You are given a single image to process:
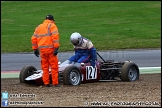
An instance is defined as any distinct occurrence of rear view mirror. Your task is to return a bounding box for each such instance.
[81,62,84,66]
[58,61,61,65]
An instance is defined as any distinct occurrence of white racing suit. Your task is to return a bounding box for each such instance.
[69,37,96,67]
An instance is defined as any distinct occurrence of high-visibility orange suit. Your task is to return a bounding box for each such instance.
[31,15,60,86]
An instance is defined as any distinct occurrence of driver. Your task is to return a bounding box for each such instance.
[68,32,97,68]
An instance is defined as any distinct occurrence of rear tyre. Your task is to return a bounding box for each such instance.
[121,62,139,81]
[63,66,82,85]
[19,65,37,83]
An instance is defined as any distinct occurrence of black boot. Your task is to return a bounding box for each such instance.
[44,84,52,87]
[52,84,62,87]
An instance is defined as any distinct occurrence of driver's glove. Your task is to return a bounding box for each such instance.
[53,47,59,56]
[90,59,96,68]
[34,49,39,57]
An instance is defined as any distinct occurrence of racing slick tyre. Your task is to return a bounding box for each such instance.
[19,65,37,83]
[121,61,139,82]
[63,66,82,86]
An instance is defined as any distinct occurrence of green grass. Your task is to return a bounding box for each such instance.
[1,1,161,52]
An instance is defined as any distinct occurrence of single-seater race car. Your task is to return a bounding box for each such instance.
[19,52,140,86]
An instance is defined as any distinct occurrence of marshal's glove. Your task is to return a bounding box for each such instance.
[53,48,59,56]
[34,49,39,57]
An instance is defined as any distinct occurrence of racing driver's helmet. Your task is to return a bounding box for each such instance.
[70,32,83,46]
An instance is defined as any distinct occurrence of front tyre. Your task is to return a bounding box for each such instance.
[63,66,82,86]
[19,65,37,83]
[121,62,139,81]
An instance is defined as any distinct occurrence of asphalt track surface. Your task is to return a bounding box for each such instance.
[1,49,161,78]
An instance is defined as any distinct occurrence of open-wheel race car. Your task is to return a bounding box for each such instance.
[19,52,140,86]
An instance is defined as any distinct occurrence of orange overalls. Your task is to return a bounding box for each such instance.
[31,20,60,85]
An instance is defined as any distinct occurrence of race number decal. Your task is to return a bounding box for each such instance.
[86,66,97,80]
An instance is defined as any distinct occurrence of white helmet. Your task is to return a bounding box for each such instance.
[70,32,83,46]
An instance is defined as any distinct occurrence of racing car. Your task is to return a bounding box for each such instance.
[19,52,140,86]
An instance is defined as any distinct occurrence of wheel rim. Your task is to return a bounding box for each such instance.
[128,66,137,81]
[69,69,80,85]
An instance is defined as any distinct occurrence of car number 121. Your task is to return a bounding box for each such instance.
[86,66,97,80]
